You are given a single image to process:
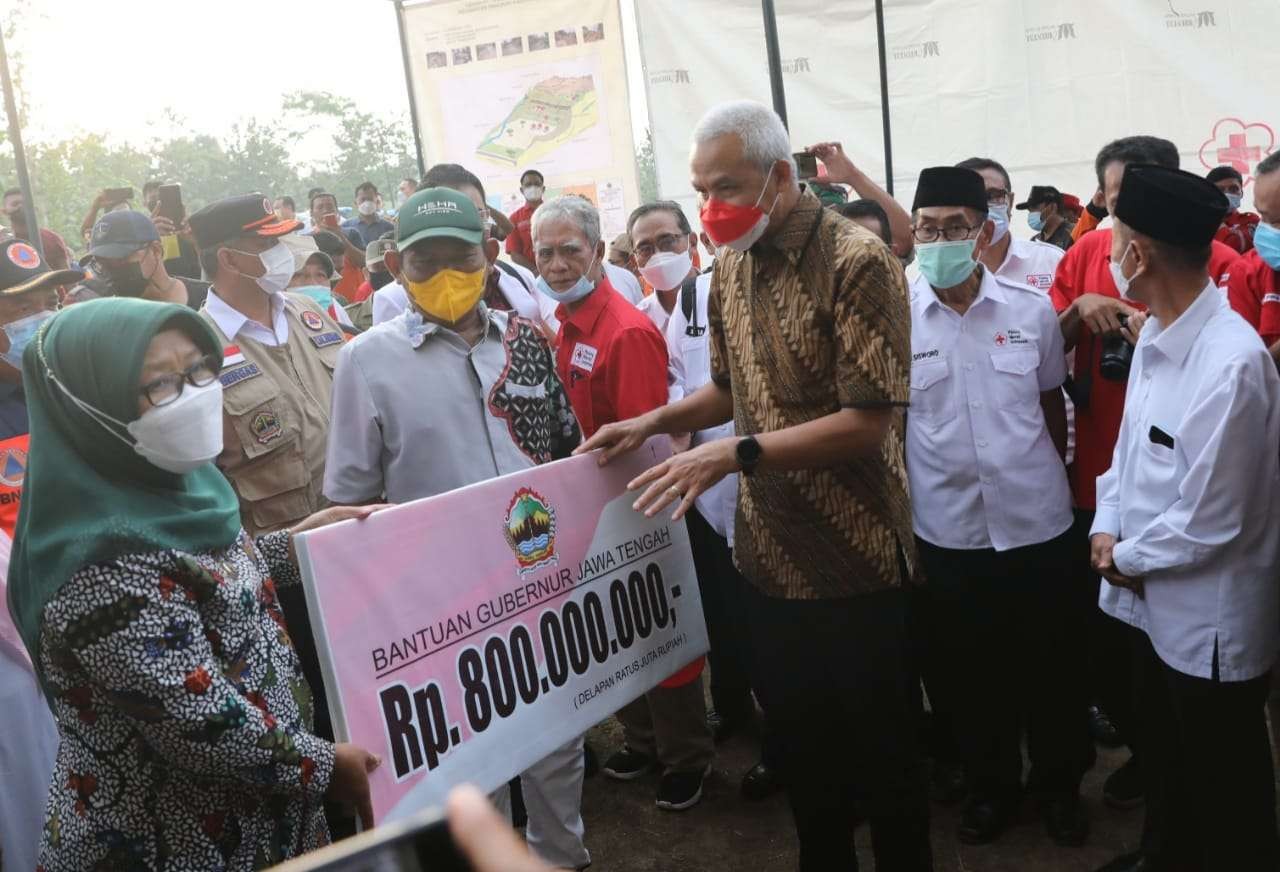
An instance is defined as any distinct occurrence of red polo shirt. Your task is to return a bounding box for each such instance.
[555,278,702,687]
[1215,211,1259,255]
[505,202,539,263]
[555,276,669,439]
[1050,228,1239,509]
[1227,247,1280,347]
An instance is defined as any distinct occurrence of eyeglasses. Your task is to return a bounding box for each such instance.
[912,224,982,243]
[139,354,219,407]
[633,233,686,260]
[986,188,1011,205]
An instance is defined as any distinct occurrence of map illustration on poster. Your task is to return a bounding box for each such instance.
[400,0,638,238]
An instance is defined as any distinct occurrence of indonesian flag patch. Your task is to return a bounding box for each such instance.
[223,345,245,367]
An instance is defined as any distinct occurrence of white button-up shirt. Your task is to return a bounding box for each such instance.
[1092,284,1280,681]
[666,272,738,546]
[994,237,1064,292]
[907,269,1072,551]
[636,291,674,335]
[204,288,289,346]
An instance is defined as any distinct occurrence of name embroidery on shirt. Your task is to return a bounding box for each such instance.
[912,349,940,361]
[1026,273,1052,290]
[219,362,262,388]
[1264,293,1280,305]
[570,342,598,373]
[309,331,343,348]
[1004,328,1029,345]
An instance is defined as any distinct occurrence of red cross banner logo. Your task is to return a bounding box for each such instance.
[995,333,1007,347]
[1198,118,1275,189]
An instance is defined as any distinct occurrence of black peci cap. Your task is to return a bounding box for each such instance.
[912,166,988,214]
[189,193,302,250]
[1115,164,1228,248]
[0,239,83,296]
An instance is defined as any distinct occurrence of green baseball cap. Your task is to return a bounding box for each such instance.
[396,187,484,252]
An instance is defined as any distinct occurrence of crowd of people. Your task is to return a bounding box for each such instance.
[0,95,1278,872]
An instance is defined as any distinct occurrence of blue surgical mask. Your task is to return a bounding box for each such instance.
[987,203,1010,243]
[1226,193,1243,212]
[535,255,598,304]
[1255,223,1280,270]
[1028,211,1047,232]
[1,309,54,369]
[293,284,334,310]
[916,240,978,289]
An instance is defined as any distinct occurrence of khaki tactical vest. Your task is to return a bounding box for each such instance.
[200,293,342,536]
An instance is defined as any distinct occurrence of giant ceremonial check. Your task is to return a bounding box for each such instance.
[295,437,707,823]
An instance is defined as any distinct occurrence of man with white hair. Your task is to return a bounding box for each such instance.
[532,194,716,811]
[578,100,931,868]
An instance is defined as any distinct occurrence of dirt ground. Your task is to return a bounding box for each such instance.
[577,712,1149,872]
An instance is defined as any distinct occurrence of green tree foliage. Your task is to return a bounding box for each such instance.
[0,90,417,255]
[636,128,658,203]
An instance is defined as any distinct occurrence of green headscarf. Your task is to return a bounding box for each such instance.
[6,297,243,676]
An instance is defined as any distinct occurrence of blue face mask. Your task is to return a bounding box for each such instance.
[1255,223,1280,270]
[535,255,598,304]
[916,240,979,289]
[1226,193,1243,212]
[1028,211,1047,232]
[987,203,1010,243]
[293,284,334,310]
[1,309,54,369]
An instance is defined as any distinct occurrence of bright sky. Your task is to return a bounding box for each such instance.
[11,0,649,157]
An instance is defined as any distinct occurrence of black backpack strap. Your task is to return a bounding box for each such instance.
[680,274,704,336]
[495,259,532,291]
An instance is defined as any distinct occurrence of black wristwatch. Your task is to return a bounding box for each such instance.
[735,436,762,476]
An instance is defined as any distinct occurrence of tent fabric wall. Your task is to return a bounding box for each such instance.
[636,0,1279,235]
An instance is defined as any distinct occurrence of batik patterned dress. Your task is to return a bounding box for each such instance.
[34,529,335,871]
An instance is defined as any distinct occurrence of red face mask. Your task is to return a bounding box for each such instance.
[698,165,778,252]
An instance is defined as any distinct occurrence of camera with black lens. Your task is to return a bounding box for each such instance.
[1099,313,1133,382]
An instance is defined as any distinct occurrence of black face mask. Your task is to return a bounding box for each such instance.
[104,260,150,297]
[370,269,395,291]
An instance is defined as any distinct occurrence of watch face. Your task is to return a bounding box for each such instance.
[737,437,761,465]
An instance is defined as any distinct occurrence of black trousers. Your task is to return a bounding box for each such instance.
[915,529,1092,801]
[1133,632,1279,870]
[745,583,932,871]
[686,507,782,768]
[1070,508,1141,755]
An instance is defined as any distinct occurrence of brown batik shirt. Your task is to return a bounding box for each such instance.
[708,191,916,600]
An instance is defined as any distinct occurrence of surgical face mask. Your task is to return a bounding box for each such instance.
[522,185,544,202]
[1,309,54,369]
[699,164,780,253]
[293,284,334,311]
[1109,242,1140,299]
[638,249,692,292]
[1255,223,1280,270]
[232,241,294,296]
[404,267,487,324]
[357,200,378,217]
[1225,193,1243,212]
[1028,210,1047,232]
[53,375,225,474]
[987,203,1010,243]
[535,255,598,304]
[916,240,978,289]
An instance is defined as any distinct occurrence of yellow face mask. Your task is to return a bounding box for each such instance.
[404,267,487,324]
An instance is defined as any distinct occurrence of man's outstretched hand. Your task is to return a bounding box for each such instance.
[573,413,657,466]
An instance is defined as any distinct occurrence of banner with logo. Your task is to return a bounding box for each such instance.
[636,0,1279,235]
[399,0,640,238]
[296,437,707,823]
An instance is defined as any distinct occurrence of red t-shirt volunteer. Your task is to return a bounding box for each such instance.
[554,276,703,686]
[1227,248,1280,348]
[1050,228,1238,509]
[505,202,539,264]
[1215,211,1259,255]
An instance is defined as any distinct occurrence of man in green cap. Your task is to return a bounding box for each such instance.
[323,187,588,869]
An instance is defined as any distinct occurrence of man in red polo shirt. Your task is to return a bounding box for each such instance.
[506,169,545,276]
[532,194,715,811]
[1051,136,1240,811]
[1228,152,1280,356]
[1207,165,1260,254]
